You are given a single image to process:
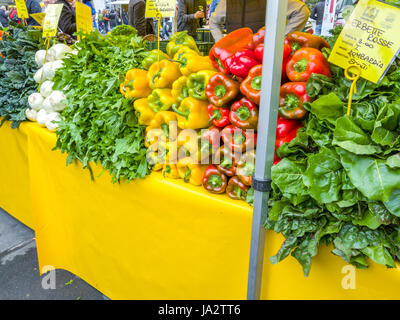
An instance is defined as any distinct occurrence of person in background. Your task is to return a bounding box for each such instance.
[121,7,129,24]
[98,9,105,33]
[208,0,219,18]
[310,0,325,35]
[104,9,111,33]
[0,6,8,28]
[109,9,118,30]
[116,7,122,25]
[9,7,21,24]
[128,0,154,37]
[209,0,225,42]
[26,0,43,26]
[83,0,97,30]
[56,0,76,37]
[161,17,173,40]
[177,0,207,38]
[226,0,309,36]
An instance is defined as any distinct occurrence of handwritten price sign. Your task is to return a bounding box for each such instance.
[145,0,176,18]
[329,0,400,83]
[42,4,63,39]
[14,0,29,19]
[76,2,93,38]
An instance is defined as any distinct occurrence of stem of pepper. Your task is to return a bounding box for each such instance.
[161,123,169,137]
[183,168,191,183]
[293,58,308,73]
[236,106,250,121]
[172,104,190,119]
[221,157,233,169]
[208,174,222,188]
[251,76,262,91]
[214,85,226,98]
[291,41,301,53]
[284,93,300,110]
[209,109,222,123]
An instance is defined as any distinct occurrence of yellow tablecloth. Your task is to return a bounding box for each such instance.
[1,120,400,299]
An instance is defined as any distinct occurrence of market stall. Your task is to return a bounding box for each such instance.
[1,0,400,300]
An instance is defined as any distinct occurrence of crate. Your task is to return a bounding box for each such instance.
[196,28,214,43]
[145,40,169,53]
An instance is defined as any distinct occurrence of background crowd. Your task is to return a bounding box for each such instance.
[0,0,322,41]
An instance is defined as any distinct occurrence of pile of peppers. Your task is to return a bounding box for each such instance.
[119,28,332,205]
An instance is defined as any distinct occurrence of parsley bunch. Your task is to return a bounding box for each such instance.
[53,27,151,182]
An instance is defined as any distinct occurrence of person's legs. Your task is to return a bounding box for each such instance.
[315,24,322,35]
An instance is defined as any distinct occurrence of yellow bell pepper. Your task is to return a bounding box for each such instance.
[162,163,180,179]
[146,142,166,172]
[171,76,189,103]
[145,111,178,147]
[133,98,156,126]
[174,51,217,76]
[172,97,210,129]
[177,157,207,186]
[148,60,182,89]
[120,69,152,99]
[173,46,199,61]
[147,88,178,113]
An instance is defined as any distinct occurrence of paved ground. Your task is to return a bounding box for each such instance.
[0,208,109,300]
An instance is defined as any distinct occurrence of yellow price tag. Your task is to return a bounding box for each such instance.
[145,0,176,18]
[75,2,93,38]
[329,0,400,84]
[42,4,63,39]
[14,0,29,19]
[30,13,46,26]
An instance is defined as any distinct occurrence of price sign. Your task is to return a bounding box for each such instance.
[145,0,176,18]
[42,3,63,39]
[329,0,400,83]
[14,0,29,19]
[30,12,46,26]
[75,2,93,38]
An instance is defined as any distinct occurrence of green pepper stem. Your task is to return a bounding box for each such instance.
[236,106,250,121]
[172,104,190,119]
[209,109,222,123]
[251,76,262,91]
[293,58,308,73]
[214,85,226,98]
[208,174,222,188]
[183,168,191,183]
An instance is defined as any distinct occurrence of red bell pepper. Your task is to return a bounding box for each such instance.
[286,47,331,82]
[274,115,303,165]
[215,145,241,177]
[209,28,254,74]
[247,27,265,50]
[281,41,292,83]
[226,176,250,200]
[207,104,230,127]
[202,165,228,194]
[205,72,240,107]
[286,31,330,52]
[240,64,262,105]
[221,125,257,152]
[254,43,264,63]
[229,98,259,130]
[200,125,222,156]
[278,82,311,120]
[225,49,259,79]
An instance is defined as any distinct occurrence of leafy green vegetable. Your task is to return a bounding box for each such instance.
[266,22,400,276]
[53,30,151,183]
[0,23,43,127]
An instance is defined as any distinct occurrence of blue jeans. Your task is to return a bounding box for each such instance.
[315,24,322,35]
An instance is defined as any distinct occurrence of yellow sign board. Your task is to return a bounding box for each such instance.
[42,4,63,39]
[329,0,400,83]
[30,12,46,26]
[75,2,93,38]
[14,0,29,19]
[145,0,176,18]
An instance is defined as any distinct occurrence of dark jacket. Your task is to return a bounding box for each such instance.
[56,0,76,37]
[26,0,42,26]
[226,0,266,33]
[128,0,154,37]
[0,9,8,27]
[177,0,207,38]
[310,1,325,25]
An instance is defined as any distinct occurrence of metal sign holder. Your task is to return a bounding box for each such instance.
[247,0,288,300]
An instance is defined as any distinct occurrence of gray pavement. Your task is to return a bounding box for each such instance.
[0,208,109,300]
